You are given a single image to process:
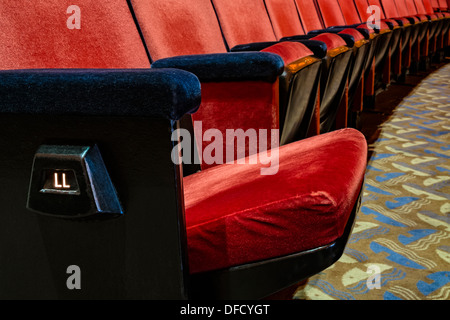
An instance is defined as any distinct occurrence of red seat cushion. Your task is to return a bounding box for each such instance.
[261,42,314,64]
[184,128,367,274]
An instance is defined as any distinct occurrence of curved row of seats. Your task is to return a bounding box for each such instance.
[0,0,447,299]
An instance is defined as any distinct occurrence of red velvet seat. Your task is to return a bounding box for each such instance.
[0,0,369,299]
[209,0,353,134]
[306,0,393,104]
[131,0,324,146]
[185,128,367,274]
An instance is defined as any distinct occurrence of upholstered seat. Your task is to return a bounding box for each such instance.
[185,128,367,274]
[131,0,324,146]
[264,0,371,128]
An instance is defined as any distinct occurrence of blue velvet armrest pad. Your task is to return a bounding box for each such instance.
[0,69,201,121]
[151,52,284,83]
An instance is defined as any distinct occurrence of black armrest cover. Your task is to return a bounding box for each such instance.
[0,69,201,120]
[152,52,284,83]
[230,42,280,52]
[309,27,371,40]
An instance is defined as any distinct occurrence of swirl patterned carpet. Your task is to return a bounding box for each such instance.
[293,63,450,300]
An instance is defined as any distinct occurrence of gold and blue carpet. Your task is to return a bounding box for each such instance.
[294,63,450,300]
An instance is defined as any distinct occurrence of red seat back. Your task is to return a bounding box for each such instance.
[395,0,412,17]
[211,0,278,48]
[129,0,228,61]
[414,0,428,14]
[336,0,365,24]
[405,0,420,14]
[294,0,327,32]
[439,0,448,10]
[264,0,306,39]
[423,0,437,13]
[431,0,440,9]
[0,1,150,70]
[367,0,389,19]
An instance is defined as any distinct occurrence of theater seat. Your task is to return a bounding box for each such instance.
[187,128,367,298]
[130,0,323,145]
[264,0,371,127]
[422,0,450,58]
[0,0,368,300]
[395,0,432,70]
[354,0,405,81]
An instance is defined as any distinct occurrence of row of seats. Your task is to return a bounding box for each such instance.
[0,0,447,299]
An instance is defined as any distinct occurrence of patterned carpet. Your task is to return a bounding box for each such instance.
[294,63,450,300]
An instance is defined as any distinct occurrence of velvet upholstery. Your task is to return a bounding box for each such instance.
[185,128,368,274]
[0,69,201,120]
[2,0,370,296]
[151,52,285,83]
[0,1,149,69]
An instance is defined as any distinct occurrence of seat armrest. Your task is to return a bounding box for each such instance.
[0,69,201,120]
[152,52,284,83]
[310,27,371,40]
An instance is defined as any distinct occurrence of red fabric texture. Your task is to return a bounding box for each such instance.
[184,128,368,274]
[261,42,314,64]
[381,0,402,18]
[311,33,348,49]
[337,0,364,24]
[0,1,150,69]
[396,0,414,16]
[264,0,306,39]
[357,24,377,34]
[130,0,228,60]
[192,81,279,170]
[316,0,348,27]
[405,0,420,14]
[359,0,387,19]
[211,0,278,48]
[295,0,326,32]
[415,0,430,14]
